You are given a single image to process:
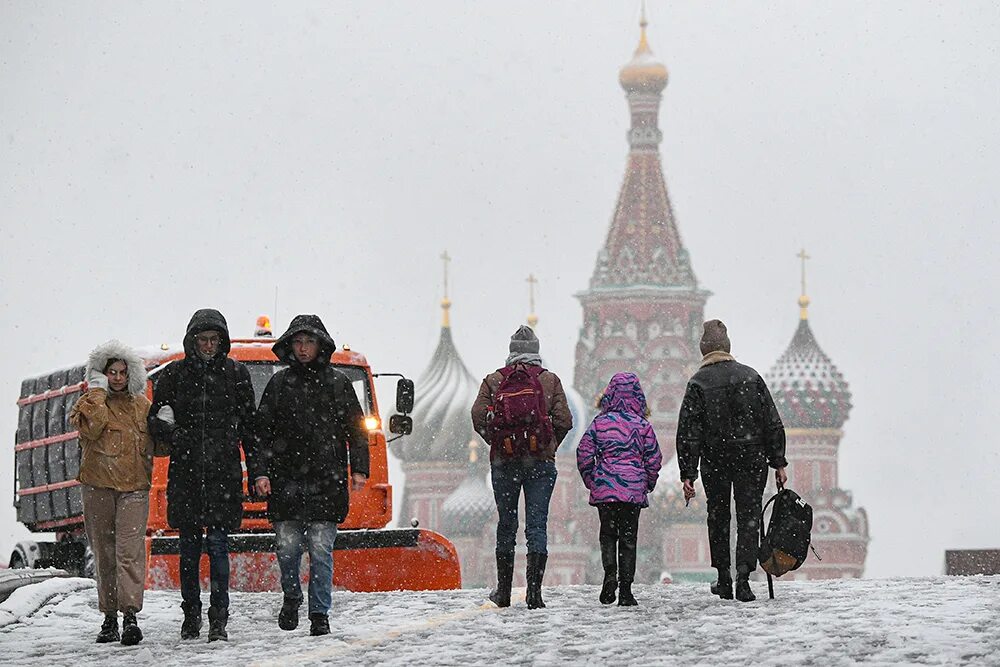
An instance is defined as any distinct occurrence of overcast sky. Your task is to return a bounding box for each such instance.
[2,1,998,577]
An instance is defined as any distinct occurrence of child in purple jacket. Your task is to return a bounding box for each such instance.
[577,372,663,606]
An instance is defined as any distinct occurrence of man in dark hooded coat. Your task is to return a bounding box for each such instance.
[246,314,369,637]
[148,308,256,641]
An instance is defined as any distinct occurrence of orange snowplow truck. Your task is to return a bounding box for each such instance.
[11,333,462,592]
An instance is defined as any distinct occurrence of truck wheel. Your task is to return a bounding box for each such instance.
[82,545,96,579]
[8,551,25,569]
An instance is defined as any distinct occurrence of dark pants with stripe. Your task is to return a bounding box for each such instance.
[597,502,641,584]
[701,445,768,574]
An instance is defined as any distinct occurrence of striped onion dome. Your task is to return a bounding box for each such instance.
[441,442,494,537]
[766,318,852,429]
[391,326,481,463]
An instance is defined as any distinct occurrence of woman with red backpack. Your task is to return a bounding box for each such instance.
[471,326,573,610]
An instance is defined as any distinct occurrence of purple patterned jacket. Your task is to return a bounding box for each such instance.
[577,372,663,508]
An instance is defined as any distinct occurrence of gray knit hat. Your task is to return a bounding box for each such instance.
[700,319,731,355]
[509,325,540,355]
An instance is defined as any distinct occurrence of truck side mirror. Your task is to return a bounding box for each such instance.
[389,414,413,435]
[396,378,415,414]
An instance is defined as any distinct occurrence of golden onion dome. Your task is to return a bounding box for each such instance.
[619,16,668,92]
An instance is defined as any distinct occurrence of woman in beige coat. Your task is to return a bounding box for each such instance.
[69,340,153,646]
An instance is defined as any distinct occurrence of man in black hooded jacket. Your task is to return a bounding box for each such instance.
[148,308,256,641]
[246,314,369,637]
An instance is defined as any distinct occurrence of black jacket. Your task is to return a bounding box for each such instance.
[676,355,787,482]
[247,315,370,523]
[148,309,256,531]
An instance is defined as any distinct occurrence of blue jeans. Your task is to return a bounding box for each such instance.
[274,521,338,616]
[178,526,230,609]
[491,459,557,557]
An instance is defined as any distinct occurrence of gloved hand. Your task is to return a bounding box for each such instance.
[86,369,109,391]
[156,405,176,425]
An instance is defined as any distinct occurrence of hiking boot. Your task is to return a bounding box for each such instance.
[525,552,547,610]
[711,568,734,599]
[207,606,228,642]
[489,552,514,608]
[309,613,330,636]
[96,613,119,643]
[278,596,301,631]
[617,582,638,607]
[599,572,617,605]
[180,601,202,640]
[735,578,756,602]
[120,611,143,646]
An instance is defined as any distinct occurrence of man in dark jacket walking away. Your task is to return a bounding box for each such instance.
[148,309,256,640]
[676,320,788,602]
[247,315,369,637]
[471,326,573,610]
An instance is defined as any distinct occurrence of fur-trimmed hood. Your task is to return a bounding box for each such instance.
[86,339,148,396]
[272,314,336,366]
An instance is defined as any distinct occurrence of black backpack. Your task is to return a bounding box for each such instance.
[759,488,819,598]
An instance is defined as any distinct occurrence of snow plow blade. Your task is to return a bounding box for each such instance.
[146,528,461,593]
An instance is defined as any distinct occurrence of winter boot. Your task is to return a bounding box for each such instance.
[599,571,618,605]
[309,613,330,636]
[489,552,515,608]
[617,582,638,607]
[120,610,143,646]
[525,552,547,610]
[711,568,734,600]
[207,606,229,641]
[617,532,638,606]
[599,538,617,605]
[180,601,202,640]
[278,596,302,631]
[735,569,756,603]
[96,612,119,643]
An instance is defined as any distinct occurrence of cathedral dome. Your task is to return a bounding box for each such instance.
[441,442,494,537]
[619,20,668,93]
[557,383,594,458]
[391,325,481,463]
[766,318,852,430]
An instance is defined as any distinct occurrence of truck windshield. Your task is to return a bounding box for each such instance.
[245,362,373,415]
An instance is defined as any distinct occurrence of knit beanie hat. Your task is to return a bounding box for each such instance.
[700,319,731,355]
[509,325,540,355]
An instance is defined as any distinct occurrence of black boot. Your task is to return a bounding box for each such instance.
[309,613,330,636]
[617,582,638,606]
[180,601,202,640]
[278,596,301,631]
[525,552,547,610]
[96,612,119,643]
[599,538,617,605]
[735,568,756,602]
[617,530,638,606]
[711,568,734,600]
[120,611,143,646]
[489,552,515,608]
[207,606,228,641]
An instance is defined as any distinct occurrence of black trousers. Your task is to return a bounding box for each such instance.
[597,503,641,584]
[701,446,768,574]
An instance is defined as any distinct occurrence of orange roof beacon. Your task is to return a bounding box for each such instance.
[11,323,462,593]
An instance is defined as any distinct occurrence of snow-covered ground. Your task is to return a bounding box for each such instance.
[0,576,997,665]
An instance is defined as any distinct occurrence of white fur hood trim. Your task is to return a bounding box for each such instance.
[86,339,148,396]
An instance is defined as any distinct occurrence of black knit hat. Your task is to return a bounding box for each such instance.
[700,319,732,355]
[509,325,540,355]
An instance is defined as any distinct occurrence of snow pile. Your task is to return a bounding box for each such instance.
[0,576,93,629]
[0,577,997,665]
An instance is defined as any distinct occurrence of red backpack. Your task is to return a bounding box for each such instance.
[487,365,554,459]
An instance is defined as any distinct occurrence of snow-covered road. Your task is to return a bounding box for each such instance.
[1,576,997,665]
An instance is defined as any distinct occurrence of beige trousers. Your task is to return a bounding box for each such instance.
[81,484,149,613]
